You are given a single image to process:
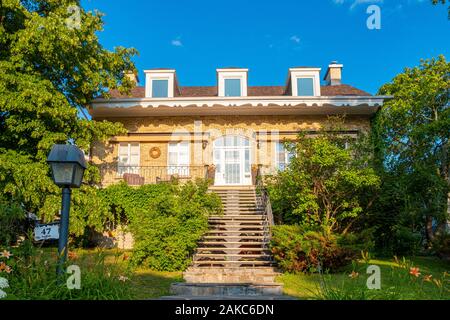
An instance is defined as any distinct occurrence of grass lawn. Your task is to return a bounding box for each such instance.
[278,256,450,300]
[41,247,183,299]
[32,248,449,300]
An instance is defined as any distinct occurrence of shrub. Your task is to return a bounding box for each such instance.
[265,118,380,233]
[432,233,450,260]
[270,225,357,273]
[0,196,25,246]
[102,180,222,271]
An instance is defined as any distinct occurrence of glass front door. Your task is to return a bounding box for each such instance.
[213,136,252,186]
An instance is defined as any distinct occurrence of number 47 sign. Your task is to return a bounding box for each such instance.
[34,223,60,241]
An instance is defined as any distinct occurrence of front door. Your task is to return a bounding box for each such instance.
[213,136,251,186]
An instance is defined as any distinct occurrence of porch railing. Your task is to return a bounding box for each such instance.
[97,165,209,187]
[256,165,275,243]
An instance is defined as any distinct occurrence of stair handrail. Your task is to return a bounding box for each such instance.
[256,165,274,245]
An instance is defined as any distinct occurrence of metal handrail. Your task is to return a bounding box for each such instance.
[256,165,274,244]
[97,164,208,186]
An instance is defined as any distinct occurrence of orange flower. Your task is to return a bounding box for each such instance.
[423,274,433,282]
[0,250,12,259]
[0,262,5,272]
[68,251,78,260]
[122,253,129,261]
[348,271,359,279]
[409,267,421,277]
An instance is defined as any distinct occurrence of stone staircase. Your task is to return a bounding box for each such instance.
[170,186,283,298]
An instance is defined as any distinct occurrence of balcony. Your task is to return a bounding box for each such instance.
[98,165,211,187]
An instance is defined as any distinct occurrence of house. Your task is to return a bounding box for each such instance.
[89,62,388,187]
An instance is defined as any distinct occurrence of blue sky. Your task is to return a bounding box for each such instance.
[81,0,449,94]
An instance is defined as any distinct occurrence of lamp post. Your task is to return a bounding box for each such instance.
[47,144,87,277]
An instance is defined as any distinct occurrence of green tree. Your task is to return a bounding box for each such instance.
[374,55,450,243]
[431,0,450,19]
[0,0,136,236]
[266,118,380,235]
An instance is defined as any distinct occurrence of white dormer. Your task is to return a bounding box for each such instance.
[217,68,248,97]
[144,69,176,98]
[289,67,321,97]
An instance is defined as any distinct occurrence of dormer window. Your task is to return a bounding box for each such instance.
[144,69,176,98]
[152,79,169,98]
[224,79,241,97]
[217,68,248,97]
[289,68,321,97]
[297,78,314,96]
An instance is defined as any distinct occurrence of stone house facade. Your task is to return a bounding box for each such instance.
[89,63,388,187]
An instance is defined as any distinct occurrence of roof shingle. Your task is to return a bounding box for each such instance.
[106,84,370,99]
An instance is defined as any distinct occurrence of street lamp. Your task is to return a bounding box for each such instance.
[47,144,87,277]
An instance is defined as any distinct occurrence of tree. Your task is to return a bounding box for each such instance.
[431,0,450,19]
[0,0,136,237]
[374,55,450,243]
[266,118,380,235]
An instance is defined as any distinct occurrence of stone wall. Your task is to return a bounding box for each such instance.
[91,115,372,186]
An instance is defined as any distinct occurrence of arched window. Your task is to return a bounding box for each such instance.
[213,135,250,148]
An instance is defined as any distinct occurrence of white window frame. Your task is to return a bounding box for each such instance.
[289,68,321,97]
[117,143,140,176]
[167,142,190,176]
[217,69,248,97]
[144,70,176,98]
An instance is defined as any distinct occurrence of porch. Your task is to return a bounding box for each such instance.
[97,164,271,187]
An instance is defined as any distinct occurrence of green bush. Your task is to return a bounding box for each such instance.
[0,196,25,246]
[101,180,222,271]
[432,233,450,260]
[270,225,357,273]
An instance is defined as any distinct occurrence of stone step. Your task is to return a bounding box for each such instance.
[170,283,282,296]
[185,266,279,273]
[203,235,266,240]
[209,221,266,224]
[198,241,267,245]
[219,212,264,216]
[183,274,279,284]
[194,253,271,258]
[192,261,276,267]
[210,225,266,232]
[208,224,265,231]
[206,231,269,237]
[209,215,265,219]
[196,247,270,253]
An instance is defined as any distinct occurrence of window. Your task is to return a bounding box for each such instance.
[275,142,294,171]
[224,79,241,97]
[297,78,314,96]
[152,79,169,98]
[168,142,190,175]
[118,143,139,175]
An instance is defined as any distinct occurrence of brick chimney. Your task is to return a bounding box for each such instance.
[324,61,343,86]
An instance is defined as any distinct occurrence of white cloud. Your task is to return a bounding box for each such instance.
[171,39,183,47]
[350,0,383,10]
[332,0,384,10]
[290,35,301,44]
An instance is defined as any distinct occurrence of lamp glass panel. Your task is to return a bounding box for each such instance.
[51,163,75,185]
[72,164,85,187]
